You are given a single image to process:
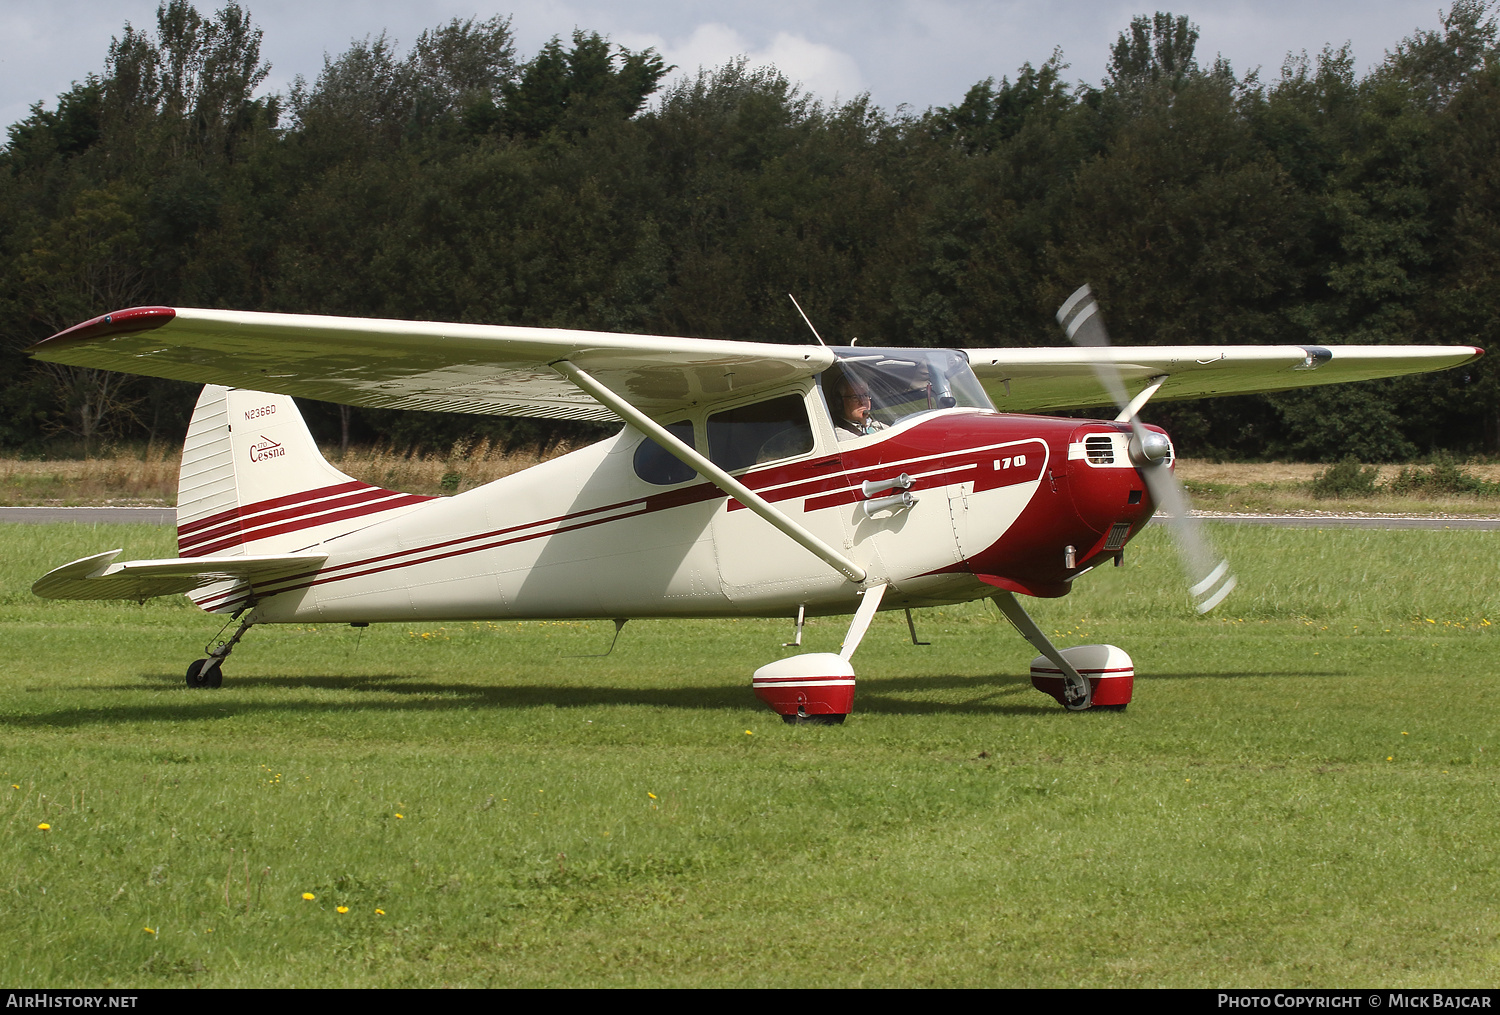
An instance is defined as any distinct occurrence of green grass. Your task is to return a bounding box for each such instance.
[2,522,1498,987]
[1182,478,1500,516]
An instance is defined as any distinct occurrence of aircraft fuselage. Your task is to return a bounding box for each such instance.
[229,408,1160,625]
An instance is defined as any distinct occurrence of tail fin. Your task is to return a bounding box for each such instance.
[176,386,434,557]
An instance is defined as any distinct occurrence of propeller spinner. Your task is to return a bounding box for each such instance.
[1056,285,1236,614]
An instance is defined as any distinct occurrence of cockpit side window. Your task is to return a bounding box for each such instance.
[633,420,697,486]
[707,394,814,473]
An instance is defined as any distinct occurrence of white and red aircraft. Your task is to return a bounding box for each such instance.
[26,288,1483,720]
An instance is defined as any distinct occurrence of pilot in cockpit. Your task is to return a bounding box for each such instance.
[829,367,888,440]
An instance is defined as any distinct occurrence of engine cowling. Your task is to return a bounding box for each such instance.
[962,418,1165,596]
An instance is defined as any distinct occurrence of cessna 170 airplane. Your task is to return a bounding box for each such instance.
[26,288,1483,720]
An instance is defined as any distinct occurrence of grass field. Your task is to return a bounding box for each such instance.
[2,521,1498,987]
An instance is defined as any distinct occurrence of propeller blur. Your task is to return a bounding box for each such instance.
[1056,284,1236,614]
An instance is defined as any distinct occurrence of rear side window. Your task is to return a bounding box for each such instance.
[633,420,697,485]
[707,395,814,473]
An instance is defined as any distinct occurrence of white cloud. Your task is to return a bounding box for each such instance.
[760,30,864,100]
[627,22,864,103]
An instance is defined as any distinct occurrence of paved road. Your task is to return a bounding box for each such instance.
[0,506,176,525]
[4,505,1498,530]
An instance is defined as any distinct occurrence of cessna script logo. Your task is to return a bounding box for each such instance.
[248,436,285,462]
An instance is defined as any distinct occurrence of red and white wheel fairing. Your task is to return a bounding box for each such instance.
[1030,644,1134,709]
[752,653,856,718]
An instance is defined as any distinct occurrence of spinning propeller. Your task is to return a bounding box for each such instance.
[1055,285,1236,614]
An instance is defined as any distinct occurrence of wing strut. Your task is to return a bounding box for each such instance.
[550,360,867,583]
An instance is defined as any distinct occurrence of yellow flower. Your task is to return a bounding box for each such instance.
[375,909,385,916]
[37,823,50,831]
[744,730,754,736]
[302,892,316,900]
[336,906,348,914]
[647,792,657,800]
[394,813,403,819]
[1387,757,1393,761]
[143,927,155,935]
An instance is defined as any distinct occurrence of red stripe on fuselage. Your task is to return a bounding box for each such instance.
[179,480,371,538]
[216,414,1074,610]
[181,487,406,550]
[190,489,714,609]
[185,493,433,557]
[178,481,436,556]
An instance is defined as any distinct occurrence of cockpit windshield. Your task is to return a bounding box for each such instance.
[820,348,993,433]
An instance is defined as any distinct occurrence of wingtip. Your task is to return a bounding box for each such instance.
[28,307,176,354]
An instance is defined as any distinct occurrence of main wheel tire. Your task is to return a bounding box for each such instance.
[201,660,223,689]
[186,659,209,688]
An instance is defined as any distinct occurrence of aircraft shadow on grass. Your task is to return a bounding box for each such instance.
[13,666,1347,728]
[1135,670,1348,681]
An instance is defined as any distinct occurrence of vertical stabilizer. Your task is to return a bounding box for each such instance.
[176,386,434,557]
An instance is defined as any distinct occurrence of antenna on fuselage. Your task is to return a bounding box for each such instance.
[787,294,828,347]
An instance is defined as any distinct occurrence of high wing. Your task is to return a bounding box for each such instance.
[26,307,835,422]
[33,549,327,602]
[27,307,1482,420]
[969,344,1484,413]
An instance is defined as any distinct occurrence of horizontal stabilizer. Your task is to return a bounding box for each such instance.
[32,549,326,602]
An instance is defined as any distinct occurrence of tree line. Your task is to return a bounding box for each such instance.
[2,1,1497,461]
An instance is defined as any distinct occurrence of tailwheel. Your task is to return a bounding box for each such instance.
[188,614,254,689]
[185,658,224,689]
[186,659,209,688]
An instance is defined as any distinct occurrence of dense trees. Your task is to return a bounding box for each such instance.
[2,1,1497,460]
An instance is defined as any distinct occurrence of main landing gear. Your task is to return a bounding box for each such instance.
[185,614,255,689]
[993,590,1135,711]
[751,587,1135,720]
[753,584,887,724]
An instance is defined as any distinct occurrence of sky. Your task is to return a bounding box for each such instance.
[0,0,1470,129]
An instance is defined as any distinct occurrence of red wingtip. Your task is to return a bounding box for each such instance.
[29,306,176,351]
[1473,347,1486,358]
